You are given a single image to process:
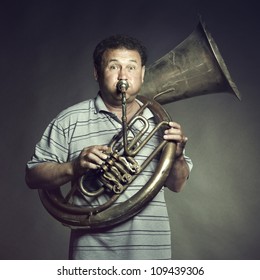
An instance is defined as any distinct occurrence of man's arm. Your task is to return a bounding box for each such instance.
[25,145,109,190]
[163,121,191,192]
[164,155,190,192]
[25,161,74,190]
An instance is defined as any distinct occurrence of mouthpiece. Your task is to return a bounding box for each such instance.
[116,80,129,93]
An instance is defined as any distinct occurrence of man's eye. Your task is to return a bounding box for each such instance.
[109,65,118,70]
[128,65,136,71]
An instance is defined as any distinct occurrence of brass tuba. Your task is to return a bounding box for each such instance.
[38,20,241,229]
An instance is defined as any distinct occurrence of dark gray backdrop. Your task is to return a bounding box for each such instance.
[1,0,259,259]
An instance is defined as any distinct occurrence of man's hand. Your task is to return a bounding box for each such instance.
[163,121,188,158]
[72,145,109,178]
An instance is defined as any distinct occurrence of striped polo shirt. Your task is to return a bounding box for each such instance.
[27,93,192,260]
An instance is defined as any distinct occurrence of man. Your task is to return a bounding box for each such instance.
[26,34,193,259]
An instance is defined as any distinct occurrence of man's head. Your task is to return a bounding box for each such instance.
[93,34,147,77]
[93,35,147,106]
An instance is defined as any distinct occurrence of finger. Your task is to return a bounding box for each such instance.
[164,127,182,140]
[164,122,181,135]
[164,127,180,135]
[96,145,109,152]
[180,136,188,148]
[83,151,106,166]
[183,136,188,144]
[92,147,109,160]
[175,136,188,157]
[82,161,100,170]
[83,145,109,160]
[168,121,181,128]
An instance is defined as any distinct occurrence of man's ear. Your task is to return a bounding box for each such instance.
[94,67,98,81]
[141,65,145,83]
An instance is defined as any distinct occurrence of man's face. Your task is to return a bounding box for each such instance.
[95,48,145,106]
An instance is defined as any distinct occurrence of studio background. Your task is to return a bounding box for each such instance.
[1,0,259,259]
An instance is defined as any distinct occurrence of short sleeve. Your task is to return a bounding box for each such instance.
[27,119,69,169]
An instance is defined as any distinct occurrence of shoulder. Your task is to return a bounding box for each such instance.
[56,98,96,120]
[46,97,97,130]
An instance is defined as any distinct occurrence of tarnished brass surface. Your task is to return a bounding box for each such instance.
[140,20,241,103]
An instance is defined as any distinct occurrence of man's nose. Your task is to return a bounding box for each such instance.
[118,67,128,80]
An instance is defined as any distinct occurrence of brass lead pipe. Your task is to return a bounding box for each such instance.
[121,91,128,155]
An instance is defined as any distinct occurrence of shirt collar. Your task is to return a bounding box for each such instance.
[94,92,109,114]
[94,92,154,120]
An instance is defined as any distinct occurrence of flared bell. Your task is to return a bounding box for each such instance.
[140,20,241,104]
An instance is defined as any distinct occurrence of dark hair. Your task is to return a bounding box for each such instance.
[93,34,147,75]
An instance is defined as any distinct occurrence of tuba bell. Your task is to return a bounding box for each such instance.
[140,20,241,103]
[38,20,241,229]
